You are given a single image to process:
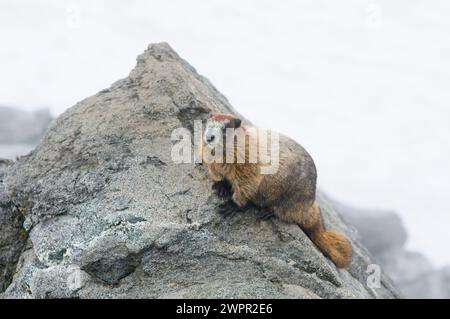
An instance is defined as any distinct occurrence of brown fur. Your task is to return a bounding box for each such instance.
[202,113,353,268]
[210,113,242,128]
[302,203,352,268]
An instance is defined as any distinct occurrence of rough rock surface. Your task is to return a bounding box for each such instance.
[0,43,400,299]
[0,160,28,292]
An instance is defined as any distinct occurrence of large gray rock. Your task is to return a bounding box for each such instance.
[0,43,400,299]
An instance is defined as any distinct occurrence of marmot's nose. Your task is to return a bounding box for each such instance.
[206,134,215,142]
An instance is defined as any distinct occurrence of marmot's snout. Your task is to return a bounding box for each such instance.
[205,133,215,143]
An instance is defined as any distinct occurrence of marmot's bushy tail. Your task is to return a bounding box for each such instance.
[304,203,352,268]
[310,228,352,268]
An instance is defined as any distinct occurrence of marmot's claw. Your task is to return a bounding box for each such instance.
[212,180,232,199]
[257,207,275,220]
[218,201,242,217]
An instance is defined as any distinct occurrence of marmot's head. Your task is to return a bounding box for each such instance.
[204,113,242,147]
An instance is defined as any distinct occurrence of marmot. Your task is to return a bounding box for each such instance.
[201,113,352,268]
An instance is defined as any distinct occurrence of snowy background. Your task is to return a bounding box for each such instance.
[1,0,449,268]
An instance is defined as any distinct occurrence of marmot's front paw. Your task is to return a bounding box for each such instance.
[217,200,242,217]
[257,207,275,220]
[212,180,232,199]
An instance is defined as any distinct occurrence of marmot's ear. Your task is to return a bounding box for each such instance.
[233,118,242,128]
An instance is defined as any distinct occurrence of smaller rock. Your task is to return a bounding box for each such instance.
[80,243,140,285]
[30,265,90,298]
[334,196,450,298]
